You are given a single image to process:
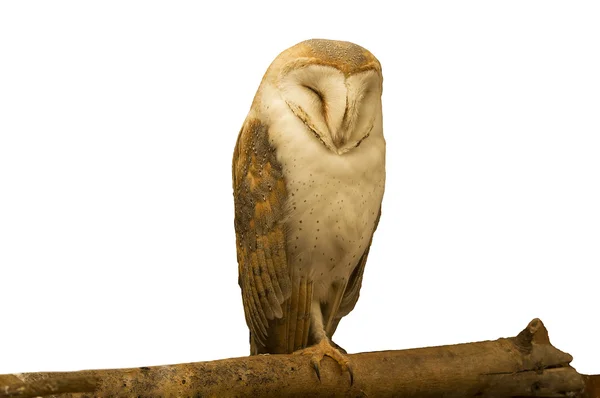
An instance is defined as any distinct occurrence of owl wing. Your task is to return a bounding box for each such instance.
[325,208,381,338]
[232,118,292,353]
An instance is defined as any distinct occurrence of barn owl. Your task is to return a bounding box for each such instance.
[232,39,385,382]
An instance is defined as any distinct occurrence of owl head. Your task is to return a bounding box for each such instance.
[258,39,383,155]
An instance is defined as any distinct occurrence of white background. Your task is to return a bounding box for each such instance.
[1,1,598,376]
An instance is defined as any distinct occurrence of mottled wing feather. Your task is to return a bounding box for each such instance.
[325,208,382,337]
[289,275,313,352]
[232,118,292,352]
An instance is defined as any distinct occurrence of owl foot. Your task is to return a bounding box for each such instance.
[294,338,354,385]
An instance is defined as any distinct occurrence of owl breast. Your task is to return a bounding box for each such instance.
[267,99,385,304]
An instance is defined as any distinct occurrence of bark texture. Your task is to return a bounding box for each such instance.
[1,319,598,397]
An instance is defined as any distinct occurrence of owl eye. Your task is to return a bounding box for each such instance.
[303,85,324,102]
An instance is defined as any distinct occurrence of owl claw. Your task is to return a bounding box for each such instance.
[311,360,321,381]
[294,338,353,384]
[348,363,354,385]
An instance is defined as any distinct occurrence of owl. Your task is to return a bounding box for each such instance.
[232,39,385,382]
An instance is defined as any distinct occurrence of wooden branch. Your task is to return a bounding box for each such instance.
[1,319,598,397]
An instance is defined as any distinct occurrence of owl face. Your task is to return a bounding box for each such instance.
[278,65,382,154]
[259,39,383,155]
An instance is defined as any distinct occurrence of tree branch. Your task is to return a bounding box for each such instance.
[1,319,598,397]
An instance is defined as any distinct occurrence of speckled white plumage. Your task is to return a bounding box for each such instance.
[256,69,385,340]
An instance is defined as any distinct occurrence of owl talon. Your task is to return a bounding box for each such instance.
[311,360,321,382]
[348,363,354,385]
[294,339,353,384]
